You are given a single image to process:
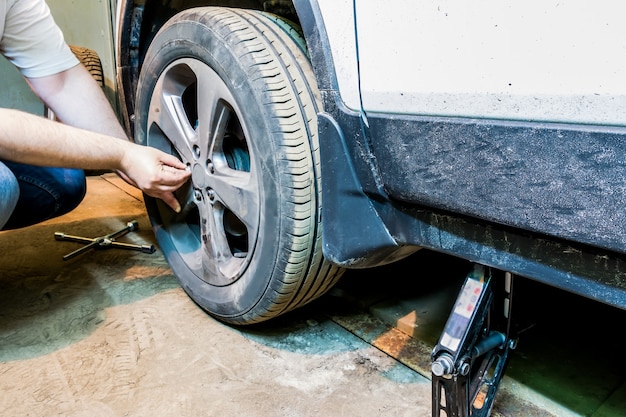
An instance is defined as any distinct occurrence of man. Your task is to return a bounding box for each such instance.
[0,0,190,230]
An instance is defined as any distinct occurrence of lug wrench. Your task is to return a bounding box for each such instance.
[55,220,155,261]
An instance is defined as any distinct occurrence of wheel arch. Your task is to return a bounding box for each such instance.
[115,0,336,137]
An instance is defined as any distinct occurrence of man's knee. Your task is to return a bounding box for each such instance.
[57,168,87,216]
[0,164,86,229]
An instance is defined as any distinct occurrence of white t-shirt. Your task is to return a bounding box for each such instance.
[0,0,78,78]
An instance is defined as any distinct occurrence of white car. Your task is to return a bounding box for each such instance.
[113,2,626,413]
[115,0,626,320]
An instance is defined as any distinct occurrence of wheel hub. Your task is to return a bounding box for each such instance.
[191,163,206,188]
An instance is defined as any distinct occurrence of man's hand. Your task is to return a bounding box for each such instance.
[118,145,191,212]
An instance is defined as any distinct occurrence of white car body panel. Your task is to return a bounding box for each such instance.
[319,0,626,126]
[316,0,361,110]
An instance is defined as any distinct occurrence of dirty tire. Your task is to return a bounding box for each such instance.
[70,45,104,87]
[135,7,344,325]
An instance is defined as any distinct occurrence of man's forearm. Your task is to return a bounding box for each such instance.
[0,108,131,170]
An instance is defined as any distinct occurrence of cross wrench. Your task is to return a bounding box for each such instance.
[55,220,155,261]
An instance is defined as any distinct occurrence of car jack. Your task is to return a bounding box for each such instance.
[54,220,156,261]
[431,264,517,417]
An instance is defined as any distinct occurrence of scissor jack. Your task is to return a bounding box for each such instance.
[431,264,518,417]
[54,220,156,261]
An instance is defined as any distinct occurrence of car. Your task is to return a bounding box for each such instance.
[112,1,626,414]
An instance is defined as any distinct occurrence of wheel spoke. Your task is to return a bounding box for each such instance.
[197,196,245,282]
[148,64,197,162]
[193,62,233,155]
[209,169,259,232]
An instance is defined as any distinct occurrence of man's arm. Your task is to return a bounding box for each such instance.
[0,108,190,212]
[26,63,127,139]
[20,62,191,212]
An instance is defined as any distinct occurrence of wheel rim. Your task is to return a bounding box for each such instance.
[146,58,259,286]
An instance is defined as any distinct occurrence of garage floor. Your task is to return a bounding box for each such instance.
[1,174,625,417]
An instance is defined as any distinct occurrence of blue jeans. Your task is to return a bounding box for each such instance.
[0,161,86,230]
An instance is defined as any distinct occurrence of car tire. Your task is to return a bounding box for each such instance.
[135,7,344,325]
[69,45,104,87]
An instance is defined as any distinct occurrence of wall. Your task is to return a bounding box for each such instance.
[0,0,118,115]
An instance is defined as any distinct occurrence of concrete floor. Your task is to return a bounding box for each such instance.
[1,174,625,417]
